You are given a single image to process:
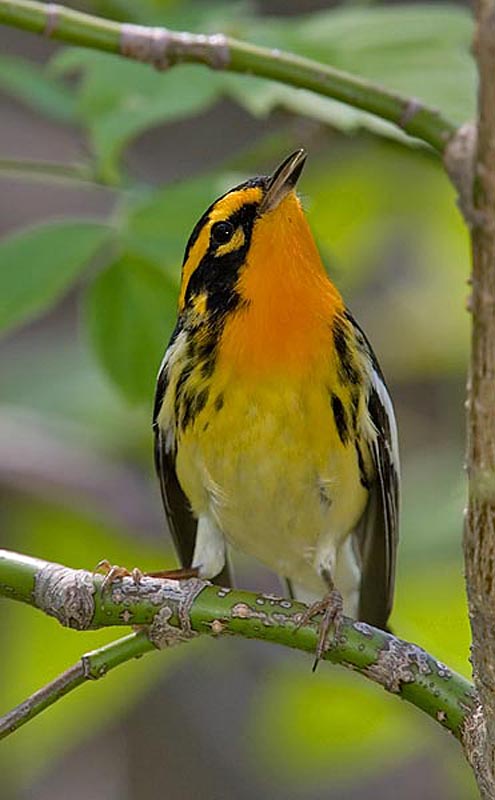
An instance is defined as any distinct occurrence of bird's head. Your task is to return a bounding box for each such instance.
[178,150,335,315]
[177,150,343,374]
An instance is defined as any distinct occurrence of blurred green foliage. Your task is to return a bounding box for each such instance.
[250,668,425,781]
[0,0,477,796]
[0,221,109,333]
[86,254,177,402]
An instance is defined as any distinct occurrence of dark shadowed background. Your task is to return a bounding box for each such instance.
[0,0,477,797]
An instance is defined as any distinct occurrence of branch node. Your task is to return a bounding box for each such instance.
[120,24,172,70]
[34,563,95,630]
[444,122,485,228]
[43,4,60,38]
[175,31,230,70]
[120,24,229,71]
[398,98,423,130]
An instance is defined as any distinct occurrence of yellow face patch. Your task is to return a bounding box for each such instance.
[215,226,245,257]
[179,185,263,310]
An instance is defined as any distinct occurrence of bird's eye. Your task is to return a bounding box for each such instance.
[211,221,234,245]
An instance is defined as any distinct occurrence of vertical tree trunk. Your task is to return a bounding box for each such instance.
[464,1,495,795]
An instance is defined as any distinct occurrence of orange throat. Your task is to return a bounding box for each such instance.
[219,192,344,378]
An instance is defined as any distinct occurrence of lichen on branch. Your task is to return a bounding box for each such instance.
[0,548,477,745]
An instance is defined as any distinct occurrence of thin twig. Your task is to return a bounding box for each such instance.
[0,631,153,739]
[0,0,457,153]
[0,663,85,738]
[0,549,477,744]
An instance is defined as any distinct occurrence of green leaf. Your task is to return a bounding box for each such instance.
[52,50,222,182]
[0,221,109,334]
[224,4,474,139]
[86,255,177,403]
[0,55,76,123]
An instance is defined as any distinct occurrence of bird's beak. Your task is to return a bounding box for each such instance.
[260,149,307,214]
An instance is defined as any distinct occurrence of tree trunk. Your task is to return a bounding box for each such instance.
[464,1,495,795]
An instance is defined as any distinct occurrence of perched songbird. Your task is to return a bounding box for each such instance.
[153,150,400,644]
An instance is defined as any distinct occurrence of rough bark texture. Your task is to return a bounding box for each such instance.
[464,1,495,796]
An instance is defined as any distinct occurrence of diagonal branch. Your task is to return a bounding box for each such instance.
[0,548,478,750]
[0,631,153,739]
[0,0,456,153]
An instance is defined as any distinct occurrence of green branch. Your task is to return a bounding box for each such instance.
[0,548,478,746]
[0,0,456,153]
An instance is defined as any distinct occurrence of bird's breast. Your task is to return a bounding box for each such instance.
[174,372,369,584]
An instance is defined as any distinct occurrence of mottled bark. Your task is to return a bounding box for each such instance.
[0,550,476,741]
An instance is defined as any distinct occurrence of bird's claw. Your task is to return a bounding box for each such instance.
[296,589,344,671]
[94,559,144,591]
[94,560,199,591]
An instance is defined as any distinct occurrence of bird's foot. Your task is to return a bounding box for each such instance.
[296,589,344,671]
[94,559,144,590]
[94,560,199,591]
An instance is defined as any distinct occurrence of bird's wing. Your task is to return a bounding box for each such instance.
[153,337,231,587]
[350,316,400,629]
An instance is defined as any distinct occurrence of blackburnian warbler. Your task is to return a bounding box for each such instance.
[153,150,400,644]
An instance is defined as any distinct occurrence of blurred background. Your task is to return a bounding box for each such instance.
[0,0,477,797]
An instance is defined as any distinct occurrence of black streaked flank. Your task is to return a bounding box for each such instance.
[180,390,194,432]
[333,317,360,386]
[344,308,387,383]
[177,370,211,432]
[355,440,371,489]
[193,387,209,417]
[197,334,218,378]
[174,362,193,423]
[350,388,360,430]
[331,393,349,445]
[215,394,224,412]
[180,387,208,432]
[201,356,216,379]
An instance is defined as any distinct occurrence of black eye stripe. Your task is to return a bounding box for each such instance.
[182,178,266,266]
[183,202,260,315]
[211,221,234,245]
